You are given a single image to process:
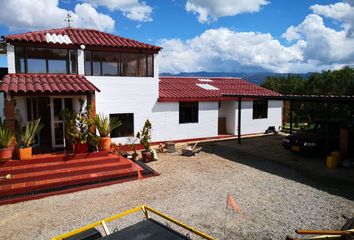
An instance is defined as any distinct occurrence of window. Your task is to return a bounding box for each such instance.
[47,49,67,73]
[110,113,134,137]
[14,47,77,74]
[253,100,268,119]
[27,48,47,73]
[84,50,154,77]
[179,102,198,124]
[69,50,78,74]
[15,47,25,73]
[93,51,119,76]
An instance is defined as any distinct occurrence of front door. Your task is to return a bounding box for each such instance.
[50,97,74,148]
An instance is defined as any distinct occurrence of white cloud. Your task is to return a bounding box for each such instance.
[160,1,354,73]
[85,0,152,22]
[158,28,305,74]
[311,1,354,36]
[185,0,269,23]
[0,0,115,32]
[283,13,354,65]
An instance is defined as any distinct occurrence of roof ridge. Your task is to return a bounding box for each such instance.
[3,27,161,50]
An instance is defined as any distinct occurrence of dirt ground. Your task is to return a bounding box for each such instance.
[0,135,353,240]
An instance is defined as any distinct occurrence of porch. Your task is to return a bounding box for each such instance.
[0,74,99,153]
[0,151,152,205]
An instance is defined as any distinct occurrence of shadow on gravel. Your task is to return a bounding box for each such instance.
[201,135,354,201]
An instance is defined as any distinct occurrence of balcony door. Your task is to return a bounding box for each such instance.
[50,97,74,148]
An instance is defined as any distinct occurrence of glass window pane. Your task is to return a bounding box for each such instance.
[15,47,25,73]
[69,50,77,74]
[47,49,67,73]
[47,49,67,59]
[48,60,67,73]
[92,62,101,76]
[102,62,118,76]
[26,48,47,73]
[121,53,138,76]
[26,47,47,59]
[179,102,199,123]
[147,54,153,77]
[138,54,146,77]
[53,98,62,121]
[84,51,92,75]
[110,113,134,137]
[64,98,73,111]
[27,59,46,73]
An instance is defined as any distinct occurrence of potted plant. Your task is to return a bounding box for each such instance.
[92,114,121,151]
[139,119,153,163]
[87,132,99,152]
[62,99,92,154]
[17,118,44,160]
[0,120,15,162]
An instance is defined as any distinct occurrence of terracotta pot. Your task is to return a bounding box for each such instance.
[74,143,89,154]
[0,148,13,162]
[17,147,32,160]
[141,150,153,163]
[98,137,111,152]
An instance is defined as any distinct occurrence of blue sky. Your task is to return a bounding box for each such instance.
[1,0,353,73]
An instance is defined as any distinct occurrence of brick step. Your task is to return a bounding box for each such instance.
[0,155,121,175]
[0,166,141,197]
[0,151,110,167]
[1,161,132,185]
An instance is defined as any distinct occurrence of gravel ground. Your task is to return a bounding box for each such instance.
[0,136,353,240]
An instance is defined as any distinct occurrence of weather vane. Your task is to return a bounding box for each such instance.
[65,13,73,27]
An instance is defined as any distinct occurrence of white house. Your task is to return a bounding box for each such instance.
[0,27,282,151]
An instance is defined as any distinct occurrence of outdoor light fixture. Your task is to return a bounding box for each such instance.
[80,44,85,50]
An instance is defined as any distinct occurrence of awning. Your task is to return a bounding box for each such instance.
[0,74,100,94]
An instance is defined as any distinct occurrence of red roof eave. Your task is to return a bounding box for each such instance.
[0,74,100,94]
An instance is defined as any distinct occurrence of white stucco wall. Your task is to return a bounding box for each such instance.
[237,100,283,135]
[77,49,85,75]
[6,44,15,73]
[85,54,159,144]
[151,101,219,142]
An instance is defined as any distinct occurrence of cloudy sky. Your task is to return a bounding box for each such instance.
[1,0,354,73]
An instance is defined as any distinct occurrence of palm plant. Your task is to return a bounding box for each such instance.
[93,114,121,137]
[0,120,15,149]
[19,118,44,148]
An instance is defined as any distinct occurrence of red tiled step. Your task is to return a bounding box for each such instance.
[0,151,109,168]
[0,166,142,197]
[0,171,146,206]
[0,155,122,175]
[1,161,132,185]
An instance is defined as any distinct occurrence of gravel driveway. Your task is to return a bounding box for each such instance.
[0,136,353,240]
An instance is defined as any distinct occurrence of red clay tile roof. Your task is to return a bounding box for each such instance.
[3,27,161,51]
[159,77,281,102]
[0,74,100,94]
